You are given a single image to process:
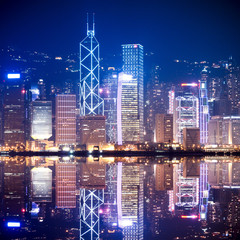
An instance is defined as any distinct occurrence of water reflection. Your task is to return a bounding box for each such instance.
[0,156,240,239]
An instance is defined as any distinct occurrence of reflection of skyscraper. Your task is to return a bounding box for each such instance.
[56,162,76,208]
[173,163,199,213]
[31,167,52,202]
[56,94,76,146]
[120,44,144,143]
[31,101,52,140]
[4,159,26,217]
[120,164,144,240]
[155,164,173,191]
[79,163,105,240]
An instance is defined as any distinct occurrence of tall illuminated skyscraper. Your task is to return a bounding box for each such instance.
[119,44,144,143]
[79,15,104,116]
[199,68,210,144]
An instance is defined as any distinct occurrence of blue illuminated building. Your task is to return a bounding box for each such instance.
[199,68,210,144]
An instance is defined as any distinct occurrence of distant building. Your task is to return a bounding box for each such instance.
[31,101,52,140]
[56,162,76,208]
[182,128,200,149]
[155,113,173,143]
[208,116,223,145]
[78,115,106,145]
[4,74,25,147]
[119,44,144,143]
[55,94,76,146]
[31,167,52,202]
[38,79,47,100]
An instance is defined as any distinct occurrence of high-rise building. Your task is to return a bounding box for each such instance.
[208,115,223,145]
[173,83,199,143]
[79,16,104,116]
[155,113,173,143]
[119,44,144,143]
[101,69,118,143]
[31,167,52,202]
[182,128,200,149]
[4,73,25,147]
[119,164,144,240]
[31,100,52,140]
[145,66,171,142]
[199,68,210,144]
[38,79,47,100]
[55,94,76,146]
[56,162,76,208]
[78,115,106,145]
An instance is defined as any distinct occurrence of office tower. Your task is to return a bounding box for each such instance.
[79,163,105,240]
[208,116,223,145]
[55,94,76,146]
[199,68,210,144]
[183,158,200,178]
[56,162,76,208]
[31,100,52,140]
[182,128,200,149]
[173,83,199,143]
[120,44,144,143]
[155,113,173,143]
[79,16,104,116]
[145,66,171,141]
[38,79,46,100]
[31,167,52,202]
[0,82,4,145]
[155,164,173,191]
[78,115,106,145]
[119,164,144,240]
[4,73,25,147]
[101,69,118,143]
[168,89,175,114]
[222,116,240,145]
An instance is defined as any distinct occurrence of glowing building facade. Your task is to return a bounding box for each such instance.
[101,70,118,143]
[173,83,199,143]
[31,101,52,140]
[199,68,210,144]
[55,94,76,146]
[119,44,144,143]
[79,17,103,116]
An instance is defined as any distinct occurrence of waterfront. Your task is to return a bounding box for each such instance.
[0,156,239,239]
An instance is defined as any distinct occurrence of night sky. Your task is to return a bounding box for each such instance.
[1,0,240,61]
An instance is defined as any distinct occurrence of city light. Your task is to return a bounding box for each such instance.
[181,83,198,87]
[7,73,20,79]
[7,222,21,227]
[181,215,198,219]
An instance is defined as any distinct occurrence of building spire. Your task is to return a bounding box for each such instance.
[93,13,95,35]
[87,13,89,35]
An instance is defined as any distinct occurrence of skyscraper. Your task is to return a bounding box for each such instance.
[31,100,52,140]
[120,44,144,143]
[199,68,210,144]
[4,73,25,147]
[79,16,104,116]
[173,83,199,143]
[101,69,118,143]
[55,94,76,146]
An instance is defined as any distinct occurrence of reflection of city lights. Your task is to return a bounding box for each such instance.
[181,215,198,219]
[7,222,21,227]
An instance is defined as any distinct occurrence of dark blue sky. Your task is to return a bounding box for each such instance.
[1,0,240,61]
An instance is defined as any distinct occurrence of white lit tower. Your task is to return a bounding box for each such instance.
[79,14,104,116]
[199,68,210,144]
